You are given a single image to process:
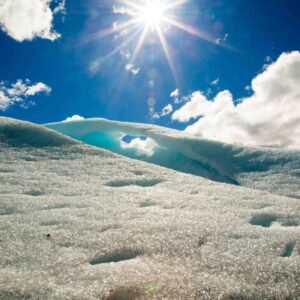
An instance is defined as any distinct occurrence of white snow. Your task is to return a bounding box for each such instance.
[0,117,299,299]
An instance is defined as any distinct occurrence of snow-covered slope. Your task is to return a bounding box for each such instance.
[0,117,300,299]
[47,118,300,199]
[1,117,77,147]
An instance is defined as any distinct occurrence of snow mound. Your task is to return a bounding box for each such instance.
[0,117,77,147]
[47,118,300,199]
[0,118,300,299]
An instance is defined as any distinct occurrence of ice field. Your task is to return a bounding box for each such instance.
[47,118,300,199]
[0,117,299,299]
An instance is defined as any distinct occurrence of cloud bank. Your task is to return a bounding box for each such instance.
[0,0,65,42]
[0,79,51,111]
[172,51,300,148]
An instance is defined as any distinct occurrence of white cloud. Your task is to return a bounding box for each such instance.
[112,5,137,17]
[183,51,300,149]
[170,88,181,103]
[0,79,51,111]
[53,0,66,15]
[121,137,158,157]
[125,64,139,75]
[152,104,173,120]
[161,104,173,117]
[172,91,210,122]
[0,0,64,42]
[64,115,84,122]
[25,82,51,96]
[211,78,220,86]
[170,88,179,98]
[151,113,160,119]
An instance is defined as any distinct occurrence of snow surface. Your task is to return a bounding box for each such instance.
[47,118,300,199]
[0,117,300,299]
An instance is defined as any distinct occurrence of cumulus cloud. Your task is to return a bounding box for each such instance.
[121,137,158,157]
[125,64,139,75]
[182,51,300,148]
[64,115,84,122]
[0,79,51,111]
[0,0,64,42]
[172,91,210,122]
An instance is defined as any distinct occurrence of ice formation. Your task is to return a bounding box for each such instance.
[47,118,300,199]
[0,117,299,299]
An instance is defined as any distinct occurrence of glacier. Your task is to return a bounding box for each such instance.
[0,117,299,299]
[47,118,300,199]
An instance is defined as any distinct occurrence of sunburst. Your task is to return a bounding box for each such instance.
[94,0,213,83]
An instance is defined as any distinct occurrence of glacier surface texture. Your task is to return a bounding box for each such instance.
[0,117,299,299]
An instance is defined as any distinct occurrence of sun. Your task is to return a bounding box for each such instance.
[93,0,212,84]
[140,2,165,28]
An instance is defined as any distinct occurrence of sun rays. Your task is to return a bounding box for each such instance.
[93,0,210,83]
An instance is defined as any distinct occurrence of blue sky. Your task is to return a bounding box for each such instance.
[0,0,300,139]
